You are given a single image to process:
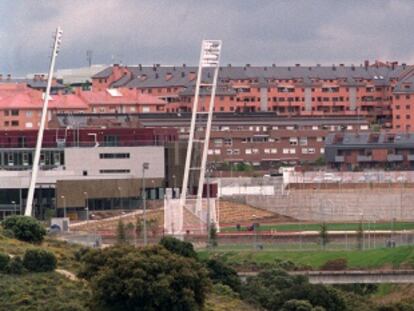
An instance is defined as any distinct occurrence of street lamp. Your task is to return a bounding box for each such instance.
[172,174,177,198]
[118,186,122,210]
[11,201,16,215]
[206,164,214,248]
[83,192,89,223]
[61,195,66,218]
[142,162,149,245]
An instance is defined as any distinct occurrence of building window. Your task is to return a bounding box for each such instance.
[99,153,130,159]
[264,148,270,154]
[289,137,298,146]
[233,149,240,155]
[271,148,277,154]
[11,120,19,127]
[299,137,308,146]
[245,149,252,154]
[213,139,223,147]
[214,149,221,155]
[99,169,130,174]
[11,110,19,116]
[224,138,232,146]
[26,111,33,117]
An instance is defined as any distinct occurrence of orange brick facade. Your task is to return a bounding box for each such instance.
[91,62,414,131]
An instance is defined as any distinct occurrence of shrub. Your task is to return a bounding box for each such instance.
[74,247,91,262]
[116,219,127,245]
[23,249,57,272]
[320,258,347,271]
[159,236,197,259]
[2,215,46,243]
[5,256,24,274]
[0,252,10,271]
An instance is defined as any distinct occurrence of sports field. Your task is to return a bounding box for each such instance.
[221,222,414,232]
[199,245,414,270]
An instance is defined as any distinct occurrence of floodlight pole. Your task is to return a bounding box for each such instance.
[142,162,149,245]
[25,27,63,217]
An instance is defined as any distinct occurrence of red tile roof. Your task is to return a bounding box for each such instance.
[0,89,88,110]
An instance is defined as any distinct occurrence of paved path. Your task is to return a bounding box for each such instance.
[55,269,78,281]
[69,209,144,228]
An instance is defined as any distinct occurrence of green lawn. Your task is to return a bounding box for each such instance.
[221,222,414,232]
[199,246,414,270]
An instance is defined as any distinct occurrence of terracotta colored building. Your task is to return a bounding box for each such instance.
[91,61,414,128]
[53,112,370,168]
[0,84,167,130]
[325,132,414,170]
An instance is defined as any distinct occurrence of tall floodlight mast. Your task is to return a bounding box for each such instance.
[25,27,63,217]
[179,40,222,220]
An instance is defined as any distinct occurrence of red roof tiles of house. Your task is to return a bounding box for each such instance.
[0,88,88,110]
[79,88,166,106]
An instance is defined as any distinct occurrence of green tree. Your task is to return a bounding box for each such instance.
[319,222,329,249]
[356,221,364,250]
[79,245,210,311]
[209,222,218,247]
[23,249,57,272]
[147,218,159,237]
[135,217,143,239]
[5,256,24,274]
[159,236,197,259]
[1,215,46,243]
[116,218,127,245]
[0,252,10,271]
[125,222,135,244]
[204,259,241,292]
[241,268,346,311]
[280,299,314,311]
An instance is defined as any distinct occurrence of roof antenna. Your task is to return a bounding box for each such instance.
[86,50,93,67]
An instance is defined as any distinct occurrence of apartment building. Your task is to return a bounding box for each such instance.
[392,74,414,131]
[0,84,167,130]
[91,61,414,127]
[325,132,414,171]
[53,112,369,168]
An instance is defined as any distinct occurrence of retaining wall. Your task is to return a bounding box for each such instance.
[227,188,414,221]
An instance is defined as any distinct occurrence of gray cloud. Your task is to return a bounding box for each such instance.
[1,0,414,76]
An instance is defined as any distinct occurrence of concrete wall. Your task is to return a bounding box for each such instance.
[228,188,414,221]
[65,146,164,178]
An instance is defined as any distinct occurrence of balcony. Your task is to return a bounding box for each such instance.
[407,154,414,161]
[357,155,372,162]
[334,155,345,162]
[387,154,403,162]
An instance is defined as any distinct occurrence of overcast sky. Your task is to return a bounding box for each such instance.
[1,0,414,76]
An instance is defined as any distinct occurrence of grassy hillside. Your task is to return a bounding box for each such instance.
[199,246,414,270]
[0,272,91,311]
